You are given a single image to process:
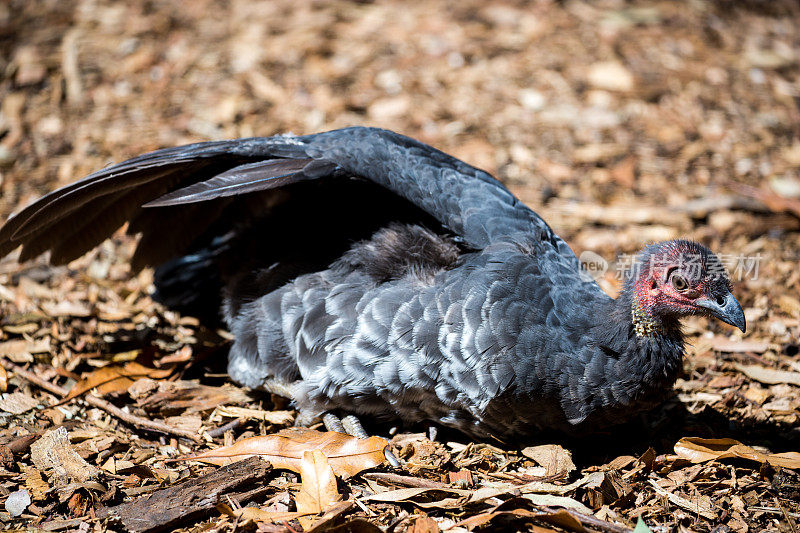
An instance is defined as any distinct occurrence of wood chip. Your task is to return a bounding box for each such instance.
[735,364,800,386]
[0,391,39,414]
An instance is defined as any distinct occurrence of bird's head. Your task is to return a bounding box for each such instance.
[626,239,745,336]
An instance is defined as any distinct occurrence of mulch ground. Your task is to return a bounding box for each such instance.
[1,0,799,531]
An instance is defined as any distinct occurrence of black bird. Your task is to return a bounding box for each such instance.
[0,127,745,440]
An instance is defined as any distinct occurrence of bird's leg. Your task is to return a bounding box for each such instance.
[322,412,346,433]
[341,415,369,439]
[322,413,401,468]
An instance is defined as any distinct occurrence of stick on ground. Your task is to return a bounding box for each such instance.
[2,360,202,443]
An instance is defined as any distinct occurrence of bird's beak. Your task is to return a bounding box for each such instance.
[696,292,746,333]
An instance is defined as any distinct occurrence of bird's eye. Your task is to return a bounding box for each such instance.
[670,273,688,291]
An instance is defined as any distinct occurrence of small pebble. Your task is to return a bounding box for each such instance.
[4,489,31,517]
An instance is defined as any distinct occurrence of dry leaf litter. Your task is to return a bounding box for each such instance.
[1,0,799,531]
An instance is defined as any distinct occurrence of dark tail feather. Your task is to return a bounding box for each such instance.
[151,234,233,324]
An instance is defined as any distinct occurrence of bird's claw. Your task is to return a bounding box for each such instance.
[322,412,401,468]
[383,447,401,468]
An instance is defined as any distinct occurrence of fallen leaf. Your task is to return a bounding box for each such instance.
[296,449,342,516]
[183,427,387,477]
[0,365,7,392]
[521,444,576,477]
[468,473,602,504]
[735,364,800,386]
[66,361,173,400]
[407,516,440,533]
[674,437,800,469]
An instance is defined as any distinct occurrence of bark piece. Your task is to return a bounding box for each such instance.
[100,456,272,533]
[30,427,101,486]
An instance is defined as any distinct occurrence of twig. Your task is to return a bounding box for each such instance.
[361,472,452,489]
[776,497,799,533]
[748,506,800,520]
[61,29,83,105]
[207,417,246,439]
[2,360,202,443]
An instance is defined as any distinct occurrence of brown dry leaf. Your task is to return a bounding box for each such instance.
[295,450,342,530]
[183,427,387,477]
[521,444,576,477]
[0,365,7,393]
[66,362,173,400]
[674,437,800,469]
[735,364,800,386]
[407,516,440,533]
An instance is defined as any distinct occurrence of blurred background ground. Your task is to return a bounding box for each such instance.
[0,0,799,531]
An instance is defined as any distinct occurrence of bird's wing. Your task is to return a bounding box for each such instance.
[0,127,578,268]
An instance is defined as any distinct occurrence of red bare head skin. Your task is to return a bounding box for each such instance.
[627,240,744,336]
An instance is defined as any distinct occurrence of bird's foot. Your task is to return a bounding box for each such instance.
[322,412,401,468]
